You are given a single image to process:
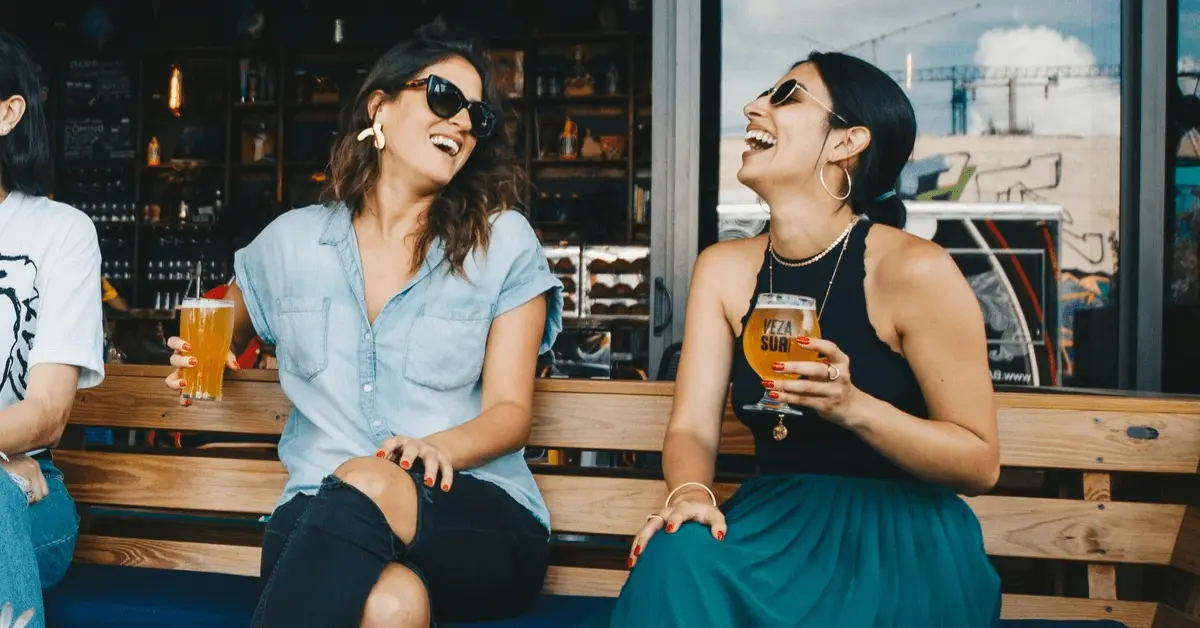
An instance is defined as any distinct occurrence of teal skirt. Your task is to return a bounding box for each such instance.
[605,474,1000,627]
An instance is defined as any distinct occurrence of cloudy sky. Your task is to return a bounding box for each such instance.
[719,0,1123,138]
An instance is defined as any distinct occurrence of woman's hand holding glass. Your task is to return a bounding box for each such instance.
[163,336,239,406]
[762,336,859,424]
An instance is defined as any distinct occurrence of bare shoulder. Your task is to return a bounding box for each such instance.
[866,223,967,295]
[692,235,765,299]
[691,235,766,329]
[694,235,765,276]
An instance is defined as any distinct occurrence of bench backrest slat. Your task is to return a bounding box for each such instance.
[70,374,1200,474]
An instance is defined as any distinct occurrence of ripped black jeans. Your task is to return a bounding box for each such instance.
[252,470,549,627]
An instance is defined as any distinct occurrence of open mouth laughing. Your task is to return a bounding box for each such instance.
[430,134,461,157]
[744,129,777,153]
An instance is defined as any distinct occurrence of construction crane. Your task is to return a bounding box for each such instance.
[839,2,983,64]
[886,64,1122,134]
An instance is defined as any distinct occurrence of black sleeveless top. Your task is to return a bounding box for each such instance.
[731,219,929,482]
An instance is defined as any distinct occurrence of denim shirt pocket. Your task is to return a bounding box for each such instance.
[403,303,496,390]
[275,296,330,380]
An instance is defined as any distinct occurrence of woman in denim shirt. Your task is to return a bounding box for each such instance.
[165,23,562,628]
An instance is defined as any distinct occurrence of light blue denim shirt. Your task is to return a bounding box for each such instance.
[233,204,563,529]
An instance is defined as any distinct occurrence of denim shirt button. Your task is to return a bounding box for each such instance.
[362,383,373,393]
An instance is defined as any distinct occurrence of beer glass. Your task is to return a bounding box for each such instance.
[742,293,821,416]
[179,297,235,402]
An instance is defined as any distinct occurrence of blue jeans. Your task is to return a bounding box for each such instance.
[0,459,79,628]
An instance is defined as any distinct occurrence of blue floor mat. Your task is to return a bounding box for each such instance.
[43,564,1130,627]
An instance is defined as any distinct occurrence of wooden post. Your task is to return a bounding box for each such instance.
[1084,472,1118,600]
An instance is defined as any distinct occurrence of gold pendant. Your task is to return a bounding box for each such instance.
[772,414,788,441]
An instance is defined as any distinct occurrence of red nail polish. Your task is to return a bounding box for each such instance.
[821,358,832,364]
[188,357,198,367]
[400,461,410,469]
[768,391,780,400]
[182,342,191,352]
[178,380,187,388]
[717,531,725,541]
[441,484,449,492]
[771,362,784,371]
[796,336,810,345]
[666,524,675,532]
[634,545,641,556]
[425,477,434,487]
[375,451,386,458]
[184,399,192,407]
[762,380,774,389]
[627,557,634,569]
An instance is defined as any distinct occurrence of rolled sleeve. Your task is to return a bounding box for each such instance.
[233,239,277,345]
[494,213,564,355]
[28,216,104,389]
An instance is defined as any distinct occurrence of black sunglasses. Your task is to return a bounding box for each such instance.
[404,74,498,139]
[760,78,848,124]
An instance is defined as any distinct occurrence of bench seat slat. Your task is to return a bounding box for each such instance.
[74,535,260,577]
[67,535,1180,628]
[71,375,1200,474]
[57,452,1195,568]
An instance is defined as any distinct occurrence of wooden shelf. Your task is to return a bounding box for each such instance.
[532,159,626,167]
[141,162,224,171]
[534,95,628,105]
[531,32,631,43]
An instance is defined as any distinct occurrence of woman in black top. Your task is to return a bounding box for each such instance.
[608,52,1001,626]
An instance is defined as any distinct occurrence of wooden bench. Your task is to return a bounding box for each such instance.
[51,366,1200,627]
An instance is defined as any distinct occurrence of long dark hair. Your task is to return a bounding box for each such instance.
[322,21,526,276]
[801,51,916,228]
[0,27,51,196]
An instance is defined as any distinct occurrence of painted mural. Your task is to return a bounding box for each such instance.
[898,143,1118,384]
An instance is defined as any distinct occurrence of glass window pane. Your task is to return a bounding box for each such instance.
[1166,0,1200,393]
[714,1,1122,390]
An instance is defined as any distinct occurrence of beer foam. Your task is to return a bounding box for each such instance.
[759,300,816,310]
[181,297,235,309]
[758,294,816,310]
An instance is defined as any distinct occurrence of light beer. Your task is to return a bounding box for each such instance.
[743,298,821,380]
[742,293,820,415]
[180,298,235,402]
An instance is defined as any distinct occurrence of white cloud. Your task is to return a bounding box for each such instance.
[966,26,1120,137]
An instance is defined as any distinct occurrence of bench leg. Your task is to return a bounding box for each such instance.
[1084,472,1118,601]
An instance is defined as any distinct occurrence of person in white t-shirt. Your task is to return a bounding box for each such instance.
[0,28,105,628]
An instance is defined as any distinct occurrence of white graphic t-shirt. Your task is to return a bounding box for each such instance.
[0,191,104,444]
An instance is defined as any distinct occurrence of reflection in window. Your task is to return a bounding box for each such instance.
[716,1,1121,389]
[1172,1,1200,305]
[1165,0,1200,394]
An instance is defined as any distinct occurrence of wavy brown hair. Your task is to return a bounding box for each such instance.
[322,21,527,277]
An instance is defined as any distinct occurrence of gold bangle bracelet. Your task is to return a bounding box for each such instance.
[664,482,717,509]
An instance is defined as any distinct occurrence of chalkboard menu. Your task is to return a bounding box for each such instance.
[62,58,133,107]
[60,58,136,165]
[62,117,135,164]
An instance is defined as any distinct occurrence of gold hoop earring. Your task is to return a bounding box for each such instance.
[355,119,386,150]
[819,161,851,201]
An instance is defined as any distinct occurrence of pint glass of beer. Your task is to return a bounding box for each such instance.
[742,293,821,415]
[179,298,235,402]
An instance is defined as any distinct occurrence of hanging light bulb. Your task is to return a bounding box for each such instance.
[905,53,913,90]
[168,65,184,117]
